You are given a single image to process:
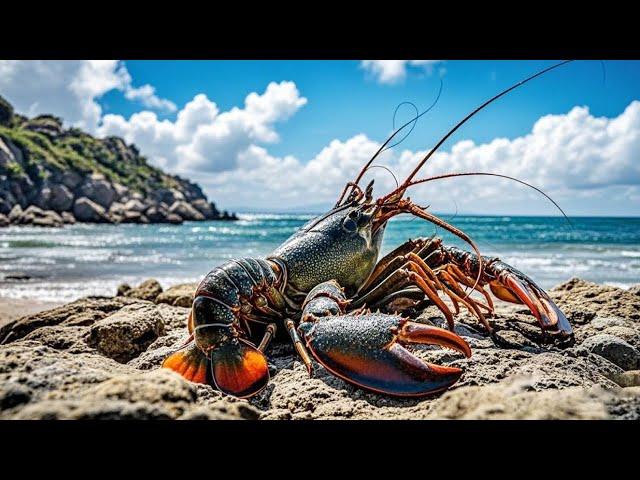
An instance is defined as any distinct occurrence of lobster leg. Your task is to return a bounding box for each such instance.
[353,238,492,332]
[296,280,471,397]
[428,245,574,346]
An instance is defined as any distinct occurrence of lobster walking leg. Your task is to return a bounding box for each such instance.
[296,280,471,397]
[426,245,574,346]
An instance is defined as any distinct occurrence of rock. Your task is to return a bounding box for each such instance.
[153,188,184,206]
[426,376,612,420]
[615,370,640,387]
[61,212,76,224]
[23,115,64,139]
[4,273,31,281]
[581,334,640,371]
[145,205,168,223]
[0,94,13,125]
[73,197,109,223]
[0,296,143,344]
[156,283,197,307]
[2,278,640,420]
[113,183,129,201]
[169,200,205,221]
[87,303,166,363]
[165,213,183,224]
[120,210,149,224]
[7,204,22,222]
[117,283,132,296]
[0,213,8,227]
[122,199,146,213]
[191,199,215,219]
[47,184,74,212]
[77,174,116,209]
[61,170,82,190]
[124,279,163,302]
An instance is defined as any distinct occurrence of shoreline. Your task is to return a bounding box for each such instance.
[0,297,63,329]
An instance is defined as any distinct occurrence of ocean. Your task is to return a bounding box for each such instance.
[1,214,639,302]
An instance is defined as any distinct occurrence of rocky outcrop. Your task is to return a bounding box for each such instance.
[0,95,237,227]
[73,197,108,223]
[1,277,639,419]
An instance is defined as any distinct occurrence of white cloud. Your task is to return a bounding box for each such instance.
[361,60,443,84]
[0,60,175,132]
[98,81,307,173]
[189,101,640,215]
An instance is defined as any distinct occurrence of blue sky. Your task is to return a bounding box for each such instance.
[105,60,640,161]
[2,60,640,215]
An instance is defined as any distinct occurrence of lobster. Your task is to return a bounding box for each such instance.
[162,61,575,398]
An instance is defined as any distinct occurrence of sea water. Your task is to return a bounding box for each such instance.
[1,214,639,302]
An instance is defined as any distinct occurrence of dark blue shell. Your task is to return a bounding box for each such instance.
[270,205,385,297]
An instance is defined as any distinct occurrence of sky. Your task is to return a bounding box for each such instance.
[1,59,639,216]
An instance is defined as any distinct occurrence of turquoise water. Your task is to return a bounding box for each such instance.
[1,214,639,302]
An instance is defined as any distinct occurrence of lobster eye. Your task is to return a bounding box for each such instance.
[342,217,358,232]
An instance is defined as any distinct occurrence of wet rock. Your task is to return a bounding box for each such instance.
[73,197,110,223]
[165,213,183,224]
[122,199,146,213]
[123,279,163,302]
[169,200,205,221]
[581,334,640,370]
[155,283,197,307]
[0,213,8,227]
[87,304,166,363]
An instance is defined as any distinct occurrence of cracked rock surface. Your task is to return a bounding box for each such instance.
[1,278,639,419]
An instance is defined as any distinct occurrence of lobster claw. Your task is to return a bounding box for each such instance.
[489,262,574,345]
[210,338,270,398]
[298,314,471,397]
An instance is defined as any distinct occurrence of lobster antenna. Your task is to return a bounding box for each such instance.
[352,78,444,187]
[407,172,573,227]
[398,60,573,190]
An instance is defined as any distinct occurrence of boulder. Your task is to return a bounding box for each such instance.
[0,213,8,227]
[191,198,216,219]
[61,212,76,224]
[113,183,129,201]
[78,174,116,209]
[7,204,22,223]
[72,197,109,223]
[145,205,168,223]
[581,334,640,371]
[48,184,74,212]
[155,283,197,307]
[169,200,205,221]
[123,279,163,302]
[87,304,166,363]
[61,170,82,190]
[165,213,183,224]
[122,199,146,213]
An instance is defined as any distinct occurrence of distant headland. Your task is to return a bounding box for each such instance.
[0,94,237,227]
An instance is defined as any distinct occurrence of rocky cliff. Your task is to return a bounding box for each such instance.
[0,94,237,227]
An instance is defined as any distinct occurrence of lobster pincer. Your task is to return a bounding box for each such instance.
[296,281,471,397]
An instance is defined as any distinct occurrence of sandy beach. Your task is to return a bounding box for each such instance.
[0,297,62,329]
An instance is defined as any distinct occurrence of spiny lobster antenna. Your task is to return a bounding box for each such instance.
[407,172,573,227]
[334,79,444,208]
[396,60,573,192]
